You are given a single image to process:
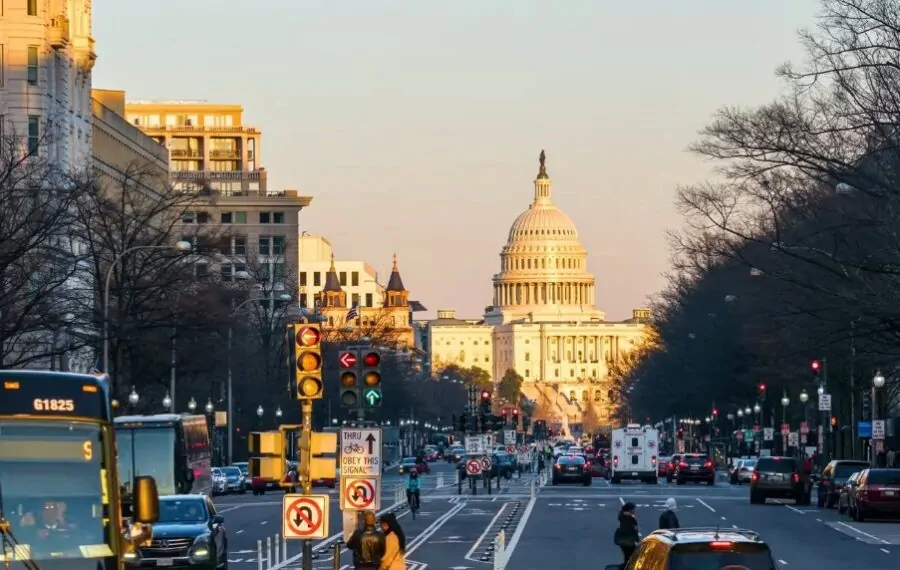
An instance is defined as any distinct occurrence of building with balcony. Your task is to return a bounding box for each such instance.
[123,100,266,195]
[0,0,97,172]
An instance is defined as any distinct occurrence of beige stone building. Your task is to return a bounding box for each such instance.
[125,99,311,297]
[425,152,651,429]
[0,0,96,172]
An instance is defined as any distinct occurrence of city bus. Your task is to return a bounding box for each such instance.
[114,414,212,510]
[0,370,159,569]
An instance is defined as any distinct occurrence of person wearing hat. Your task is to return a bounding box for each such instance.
[346,510,385,569]
[659,497,680,529]
[613,501,640,564]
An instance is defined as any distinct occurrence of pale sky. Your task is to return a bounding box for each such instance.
[93,0,818,320]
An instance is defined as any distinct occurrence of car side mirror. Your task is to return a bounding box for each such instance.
[212,515,225,525]
[132,476,160,524]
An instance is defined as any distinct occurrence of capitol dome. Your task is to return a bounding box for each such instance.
[484,151,604,325]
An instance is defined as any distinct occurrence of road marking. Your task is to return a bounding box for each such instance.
[504,493,536,564]
[464,503,508,561]
[835,521,892,544]
[720,516,726,521]
[778,559,788,565]
[216,505,244,513]
[260,520,268,525]
[783,504,805,515]
[696,498,715,512]
[405,502,466,554]
[619,497,625,505]
[881,548,891,554]
[235,529,244,534]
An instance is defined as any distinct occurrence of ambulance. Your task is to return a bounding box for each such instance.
[610,424,659,484]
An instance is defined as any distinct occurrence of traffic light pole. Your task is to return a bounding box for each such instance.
[300,398,313,570]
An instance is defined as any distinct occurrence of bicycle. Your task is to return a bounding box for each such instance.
[407,489,420,519]
[343,443,364,454]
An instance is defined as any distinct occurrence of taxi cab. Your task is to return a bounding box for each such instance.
[605,527,777,570]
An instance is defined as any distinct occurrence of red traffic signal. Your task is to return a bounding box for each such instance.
[811,360,821,372]
[363,351,381,367]
[712,408,718,417]
[512,409,519,417]
[480,389,491,401]
[758,383,766,392]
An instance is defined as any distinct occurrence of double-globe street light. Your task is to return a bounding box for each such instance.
[103,241,193,401]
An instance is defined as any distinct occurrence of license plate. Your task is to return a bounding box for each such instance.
[156,560,174,567]
[884,490,896,496]
[690,466,699,470]
[631,472,638,476]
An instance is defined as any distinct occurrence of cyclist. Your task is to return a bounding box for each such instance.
[405,470,421,510]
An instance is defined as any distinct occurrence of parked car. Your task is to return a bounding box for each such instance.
[848,468,900,521]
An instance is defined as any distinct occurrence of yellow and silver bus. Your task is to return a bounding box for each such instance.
[0,370,158,569]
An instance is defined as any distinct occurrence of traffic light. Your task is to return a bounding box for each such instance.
[758,383,767,398]
[294,324,323,399]
[500,408,508,423]
[458,413,468,431]
[677,427,684,439]
[338,350,360,408]
[480,389,492,414]
[831,416,838,427]
[512,408,520,426]
[361,350,382,408]
[811,360,821,376]
[711,408,718,420]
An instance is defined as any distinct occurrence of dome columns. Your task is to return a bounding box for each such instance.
[494,280,595,308]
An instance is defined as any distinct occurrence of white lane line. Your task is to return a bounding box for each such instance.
[881,548,891,554]
[260,520,267,525]
[835,521,892,544]
[778,559,788,565]
[783,504,805,515]
[505,494,538,564]
[720,516,727,521]
[696,498,715,512]
[235,529,244,534]
[464,503,507,561]
[619,497,625,505]
[405,502,467,554]
[216,505,244,513]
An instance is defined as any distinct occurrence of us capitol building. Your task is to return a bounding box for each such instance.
[422,152,650,428]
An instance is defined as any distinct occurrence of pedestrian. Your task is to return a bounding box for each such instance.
[346,510,385,570]
[614,501,640,565]
[537,453,545,474]
[658,498,679,529]
[378,513,406,570]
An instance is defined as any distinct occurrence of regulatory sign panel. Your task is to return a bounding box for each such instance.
[504,430,516,444]
[483,434,494,448]
[340,476,380,511]
[283,494,329,539]
[464,436,484,455]
[465,459,482,475]
[340,427,382,476]
[505,444,516,454]
[480,456,492,470]
[818,394,832,411]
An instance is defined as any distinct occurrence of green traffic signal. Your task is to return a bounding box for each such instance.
[363,387,382,408]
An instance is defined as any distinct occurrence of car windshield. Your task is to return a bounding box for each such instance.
[0,420,113,561]
[835,462,870,478]
[234,463,249,474]
[758,458,796,473]
[669,544,776,570]
[742,460,757,468]
[685,456,707,464]
[402,458,417,465]
[866,469,900,485]
[158,499,207,524]
[224,467,241,477]
[212,468,222,475]
[559,456,586,465]
[116,426,176,495]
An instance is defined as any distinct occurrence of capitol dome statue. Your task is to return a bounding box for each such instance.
[484,150,605,325]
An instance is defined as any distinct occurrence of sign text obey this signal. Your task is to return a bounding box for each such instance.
[340,427,382,476]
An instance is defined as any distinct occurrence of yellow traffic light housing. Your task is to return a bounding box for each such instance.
[340,370,359,407]
[294,324,323,399]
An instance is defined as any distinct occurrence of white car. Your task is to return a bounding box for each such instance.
[211,467,227,495]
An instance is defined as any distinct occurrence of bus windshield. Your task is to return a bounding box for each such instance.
[117,426,177,496]
[0,420,114,562]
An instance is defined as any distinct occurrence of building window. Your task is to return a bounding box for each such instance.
[299,293,308,308]
[259,211,285,224]
[351,272,359,286]
[221,212,232,223]
[365,293,373,307]
[220,263,233,281]
[524,352,530,361]
[273,212,285,224]
[26,46,38,85]
[27,0,37,16]
[27,116,39,155]
[352,293,360,307]
[339,272,347,286]
[235,211,247,223]
[258,236,270,255]
[195,263,209,278]
[313,272,321,287]
[272,236,285,255]
[196,212,209,224]
[299,272,307,287]
[232,236,246,255]
[272,263,284,281]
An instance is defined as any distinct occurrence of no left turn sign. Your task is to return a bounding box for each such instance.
[480,457,492,470]
[466,459,482,475]
[282,494,329,540]
[341,477,379,511]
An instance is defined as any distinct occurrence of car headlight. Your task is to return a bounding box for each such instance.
[189,535,211,561]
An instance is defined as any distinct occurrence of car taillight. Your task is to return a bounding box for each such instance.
[705,461,713,468]
[792,473,800,483]
[583,463,591,471]
[679,462,688,469]
[652,456,657,465]
[751,472,759,482]
[709,541,733,549]
[613,456,619,465]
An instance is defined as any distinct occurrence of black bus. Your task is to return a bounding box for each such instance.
[114,414,212,506]
[0,370,127,569]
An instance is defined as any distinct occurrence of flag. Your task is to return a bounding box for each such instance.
[345,304,359,322]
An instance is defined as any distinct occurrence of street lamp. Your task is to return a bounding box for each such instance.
[873,370,886,388]
[737,409,744,418]
[162,392,172,410]
[817,385,825,396]
[275,406,283,419]
[205,399,214,414]
[753,403,761,414]
[128,386,139,406]
[799,389,809,403]
[224,291,294,465]
[256,405,264,418]
[188,397,197,413]
[780,393,790,407]
[744,406,752,416]
[103,241,192,376]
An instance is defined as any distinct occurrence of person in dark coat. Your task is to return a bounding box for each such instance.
[614,501,640,564]
[659,497,680,529]
[346,511,385,570]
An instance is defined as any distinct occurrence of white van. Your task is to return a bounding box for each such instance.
[610,424,659,484]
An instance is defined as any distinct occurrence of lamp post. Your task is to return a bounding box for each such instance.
[205,399,214,414]
[188,397,197,413]
[873,371,886,465]
[205,398,215,464]
[103,242,192,379]
[128,386,139,410]
[781,392,790,454]
[162,392,172,410]
[224,291,293,465]
[256,405,264,427]
[799,389,809,422]
[275,406,283,419]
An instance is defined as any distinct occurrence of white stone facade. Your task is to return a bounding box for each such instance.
[297,234,386,310]
[0,0,95,173]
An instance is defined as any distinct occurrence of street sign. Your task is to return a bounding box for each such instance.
[819,394,832,411]
[780,423,790,437]
[788,432,799,448]
[283,494,328,540]
[341,477,379,511]
[505,444,516,454]
[480,456,492,470]
[340,428,382,476]
[763,427,774,441]
[484,434,494,448]
[465,436,485,455]
[339,351,357,368]
[465,459,482,475]
[504,430,516,445]
[873,419,886,439]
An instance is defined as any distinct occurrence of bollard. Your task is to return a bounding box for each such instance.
[331,542,342,570]
[257,539,263,570]
[436,474,444,488]
[282,532,287,562]
[266,536,272,567]
[530,479,536,499]
[274,534,281,565]
[493,530,506,570]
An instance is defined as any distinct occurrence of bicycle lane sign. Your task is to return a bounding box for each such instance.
[340,427,382,476]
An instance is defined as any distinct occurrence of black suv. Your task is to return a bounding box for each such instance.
[604,527,777,570]
[672,453,716,485]
[750,456,811,505]
[816,459,870,508]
